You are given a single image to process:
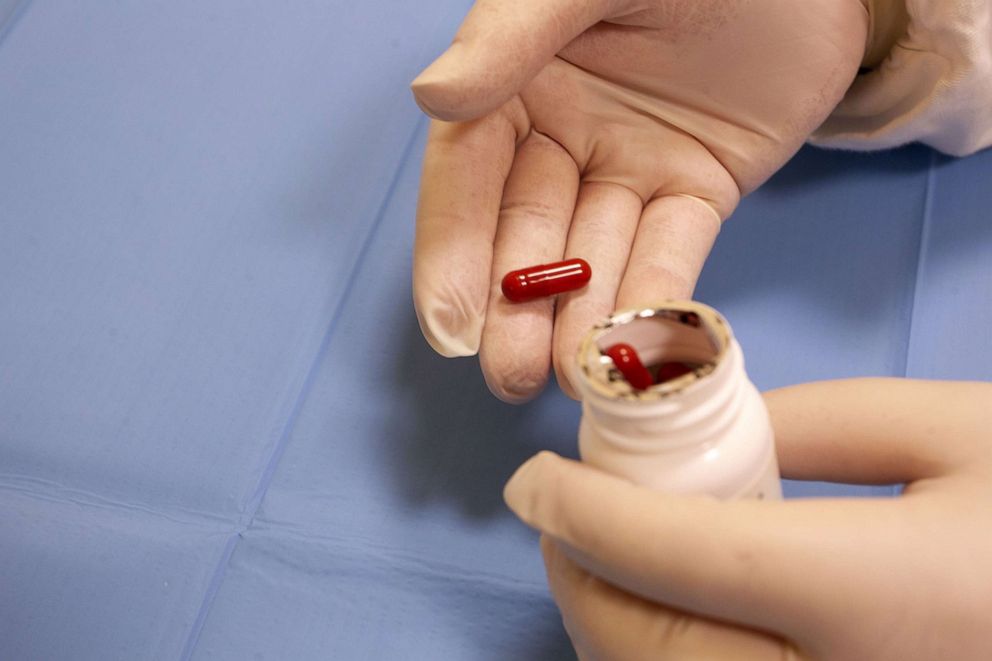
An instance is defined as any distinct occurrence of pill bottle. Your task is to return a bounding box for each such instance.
[576,301,781,500]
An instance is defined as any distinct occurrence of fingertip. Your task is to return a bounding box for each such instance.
[485,383,546,405]
[410,72,464,122]
[411,82,506,124]
[411,46,506,123]
[414,296,483,358]
[479,306,554,402]
[480,353,549,403]
[504,450,562,521]
[411,48,462,121]
[409,81,444,121]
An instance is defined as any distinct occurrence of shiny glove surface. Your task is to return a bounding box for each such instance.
[411,0,869,401]
[504,379,992,660]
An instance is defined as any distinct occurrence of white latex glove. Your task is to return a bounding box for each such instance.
[503,379,992,660]
[411,0,871,402]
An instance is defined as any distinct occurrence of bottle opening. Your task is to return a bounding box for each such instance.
[578,301,731,400]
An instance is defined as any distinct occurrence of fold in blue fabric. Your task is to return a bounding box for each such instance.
[0,3,989,659]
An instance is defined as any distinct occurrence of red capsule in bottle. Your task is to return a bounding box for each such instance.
[604,343,654,391]
[501,258,591,302]
[656,361,694,383]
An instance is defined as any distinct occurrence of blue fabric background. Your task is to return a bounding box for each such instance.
[1,2,989,659]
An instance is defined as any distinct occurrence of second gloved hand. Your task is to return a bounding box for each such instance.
[504,379,992,659]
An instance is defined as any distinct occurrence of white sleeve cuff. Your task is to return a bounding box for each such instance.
[810,0,992,156]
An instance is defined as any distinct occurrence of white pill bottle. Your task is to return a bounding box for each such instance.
[576,301,782,500]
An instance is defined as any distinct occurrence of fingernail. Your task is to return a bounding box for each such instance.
[410,90,442,120]
[412,44,462,88]
[410,47,463,118]
[414,299,482,358]
[410,69,443,119]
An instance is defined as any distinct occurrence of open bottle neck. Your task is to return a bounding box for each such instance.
[577,301,749,452]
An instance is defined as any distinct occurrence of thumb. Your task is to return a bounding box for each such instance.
[411,0,621,121]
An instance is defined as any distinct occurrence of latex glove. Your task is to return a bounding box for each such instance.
[504,379,992,659]
[411,0,870,402]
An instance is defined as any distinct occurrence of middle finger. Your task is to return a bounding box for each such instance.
[479,130,579,402]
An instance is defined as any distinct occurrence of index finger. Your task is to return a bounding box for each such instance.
[413,101,529,357]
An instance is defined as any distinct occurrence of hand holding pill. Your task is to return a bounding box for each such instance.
[411,0,869,402]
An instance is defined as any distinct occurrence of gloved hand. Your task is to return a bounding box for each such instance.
[411,0,870,402]
[503,378,992,659]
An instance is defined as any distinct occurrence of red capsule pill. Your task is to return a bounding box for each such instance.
[501,258,591,302]
[604,343,654,391]
[656,361,694,384]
